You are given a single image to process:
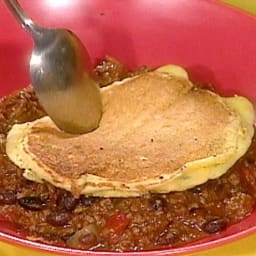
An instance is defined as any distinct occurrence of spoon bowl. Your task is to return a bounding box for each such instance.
[5,0,102,134]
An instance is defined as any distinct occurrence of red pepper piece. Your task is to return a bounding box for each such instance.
[106,213,129,235]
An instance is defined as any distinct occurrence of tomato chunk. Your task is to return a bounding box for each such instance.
[106,213,129,235]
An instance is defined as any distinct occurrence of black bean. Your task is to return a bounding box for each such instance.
[64,196,78,211]
[191,186,202,194]
[57,193,78,211]
[202,218,227,234]
[18,196,45,211]
[0,190,17,205]
[80,196,98,207]
[149,196,167,211]
[46,212,71,226]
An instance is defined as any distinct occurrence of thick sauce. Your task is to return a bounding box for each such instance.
[0,58,255,252]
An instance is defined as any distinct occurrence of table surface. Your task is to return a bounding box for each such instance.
[222,0,256,15]
[0,1,256,256]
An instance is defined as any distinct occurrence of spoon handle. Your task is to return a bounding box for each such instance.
[5,0,41,37]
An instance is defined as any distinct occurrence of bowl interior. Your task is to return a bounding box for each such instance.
[0,0,256,255]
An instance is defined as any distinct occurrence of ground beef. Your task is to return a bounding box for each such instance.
[93,55,151,87]
[0,59,255,252]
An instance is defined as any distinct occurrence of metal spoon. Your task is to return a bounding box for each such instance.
[5,0,102,134]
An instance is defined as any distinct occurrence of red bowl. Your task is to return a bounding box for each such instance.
[0,0,256,255]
